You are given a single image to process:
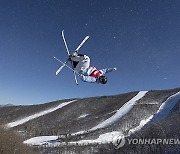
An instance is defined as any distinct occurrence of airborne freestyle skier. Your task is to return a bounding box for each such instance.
[54,30,117,85]
[69,51,117,84]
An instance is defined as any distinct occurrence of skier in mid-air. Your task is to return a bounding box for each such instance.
[54,30,117,85]
[69,51,117,84]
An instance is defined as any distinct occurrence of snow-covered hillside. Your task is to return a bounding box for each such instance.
[1,88,180,154]
[6,100,76,128]
[22,90,180,148]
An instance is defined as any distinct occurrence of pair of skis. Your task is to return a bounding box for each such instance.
[54,30,89,85]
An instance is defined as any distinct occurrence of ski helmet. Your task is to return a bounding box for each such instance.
[98,75,107,84]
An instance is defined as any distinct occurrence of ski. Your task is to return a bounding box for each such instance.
[61,30,70,56]
[55,59,68,75]
[54,57,80,76]
[61,30,78,85]
[75,36,89,52]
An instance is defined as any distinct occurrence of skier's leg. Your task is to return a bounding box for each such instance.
[70,52,84,68]
[81,55,90,69]
[69,53,90,72]
[70,51,88,62]
[70,55,82,62]
[75,55,90,73]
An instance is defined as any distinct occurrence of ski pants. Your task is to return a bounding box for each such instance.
[71,55,90,73]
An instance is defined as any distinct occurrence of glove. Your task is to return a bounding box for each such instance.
[79,73,84,78]
[113,67,117,71]
[68,56,72,61]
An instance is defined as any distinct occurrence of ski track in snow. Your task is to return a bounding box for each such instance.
[150,91,180,122]
[128,115,153,136]
[73,91,148,135]
[23,136,58,146]
[128,91,180,136]
[90,91,148,131]
[7,100,76,128]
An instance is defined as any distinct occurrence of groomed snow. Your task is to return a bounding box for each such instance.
[71,131,122,145]
[24,131,122,146]
[23,136,58,146]
[151,91,180,121]
[90,91,148,131]
[128,115,154,135]
[128,91,180,136]
[7,100,76,128]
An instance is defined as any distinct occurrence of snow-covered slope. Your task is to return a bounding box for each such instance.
[6,100,76,128]
[90,91,148,131]
[2,88,180,154]
[151,91,180,121]
[23,90,180,147]
[23,136,58,146]
[23,131,121,146]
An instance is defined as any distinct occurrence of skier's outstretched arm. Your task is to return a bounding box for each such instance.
[100,68,117,75]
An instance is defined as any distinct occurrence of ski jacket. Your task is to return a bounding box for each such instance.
[87,66,103,78]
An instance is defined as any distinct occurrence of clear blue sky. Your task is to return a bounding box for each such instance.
[0,0,180,105]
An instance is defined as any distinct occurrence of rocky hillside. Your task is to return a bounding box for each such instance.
[1,88,180,154]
